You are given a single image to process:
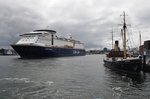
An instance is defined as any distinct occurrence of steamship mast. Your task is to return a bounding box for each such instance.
[122,11,127,59]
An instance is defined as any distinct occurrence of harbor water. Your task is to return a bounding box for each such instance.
[0,55,150,99]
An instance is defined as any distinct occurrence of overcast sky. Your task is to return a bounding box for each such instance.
[0,0,150,49]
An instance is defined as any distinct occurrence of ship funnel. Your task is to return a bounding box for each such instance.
[114,40,120,51]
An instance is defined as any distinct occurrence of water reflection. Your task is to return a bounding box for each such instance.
[104,67,146,86]
[104,68,146,98]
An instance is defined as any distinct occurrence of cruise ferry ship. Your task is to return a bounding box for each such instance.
[11,29,86,58]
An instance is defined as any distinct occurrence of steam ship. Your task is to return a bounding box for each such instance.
[11,29,86,58]
[103,12,143,72]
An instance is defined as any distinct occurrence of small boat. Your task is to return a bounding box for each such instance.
[11,29,86,58]
[103,12,143,72]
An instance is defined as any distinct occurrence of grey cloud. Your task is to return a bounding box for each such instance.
[0,2,46,46]
[0,0,150,49]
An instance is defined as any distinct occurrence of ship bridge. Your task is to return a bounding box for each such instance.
[34,30,56,34]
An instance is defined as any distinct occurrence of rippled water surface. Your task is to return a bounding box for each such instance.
[0,55,150,99]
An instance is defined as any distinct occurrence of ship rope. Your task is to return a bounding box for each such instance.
[116,25,123,48]
[126,28,138,49]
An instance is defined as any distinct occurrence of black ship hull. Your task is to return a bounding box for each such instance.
[103,58,143,72]
[11,45,86,58]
